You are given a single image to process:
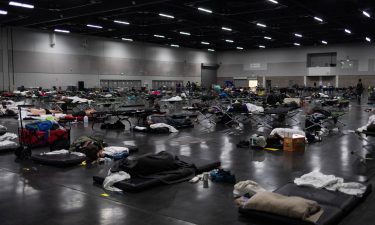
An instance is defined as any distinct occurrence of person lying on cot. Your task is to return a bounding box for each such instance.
[69,135,106,162]
[69,136,129,162]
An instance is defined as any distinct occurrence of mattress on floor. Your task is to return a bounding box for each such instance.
[31,153,86,167]
[238,183,372,225]
[31,145,138,167]
[93,155,221,192]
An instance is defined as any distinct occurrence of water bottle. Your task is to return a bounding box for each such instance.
[83,115,89,127]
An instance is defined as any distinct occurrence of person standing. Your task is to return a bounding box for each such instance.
[356,79,364,103]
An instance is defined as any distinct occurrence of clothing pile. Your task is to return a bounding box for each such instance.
[0,125,19,150]
[245,103,264,113]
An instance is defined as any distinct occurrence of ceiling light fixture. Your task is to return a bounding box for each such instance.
[264,36,272,40]
[208,49,215,52]
[0,10,8,15]
[87,24,103,29]
[314,16,323,22]
[54,29,70,33]
[159,13,174,19]
[366,37,371,42]
[321,40,328,45]
[122,38,133,42]
[256,23,267,28]
[294,33,303,38]
[294,43,301,46]
[222,27,232,31]
[201,41,210,45]
[154,34,165,38]
[180,31,191,36]
[344,29,351,34]
[363,11,371,18]
[225,39,234,43]
[267,0,279,4]
[9,1,34,9]
[114,20,130,25]
[198,7,212,13]
[236,47,244,50]
[259,45,266,48]
[171,44,179,47]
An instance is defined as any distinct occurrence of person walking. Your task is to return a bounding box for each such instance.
[356,79,364,103]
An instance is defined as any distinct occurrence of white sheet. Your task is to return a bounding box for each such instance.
[294,171,367,197]
[103,170,131,192]
[150,123,178,133]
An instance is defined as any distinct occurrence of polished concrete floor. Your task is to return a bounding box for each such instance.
[0,100,375,225]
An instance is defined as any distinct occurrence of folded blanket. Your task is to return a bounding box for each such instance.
[243,191,322,222]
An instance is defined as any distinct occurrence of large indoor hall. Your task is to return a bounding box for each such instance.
[1,1,375,225]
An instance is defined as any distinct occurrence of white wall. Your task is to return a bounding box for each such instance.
[1,27,217,90]
[217,44,375,78]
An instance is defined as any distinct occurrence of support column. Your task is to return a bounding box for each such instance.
[335,75,339,88]
[262,76,266,88]
[1,28,9,91]
[304,76,307,86]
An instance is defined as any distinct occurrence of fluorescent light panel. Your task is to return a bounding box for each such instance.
[122,38,133,41]
[225,39,234,43]
[54,29,70,33]
[154,34,165,38]
[222,27,232,31]
[344,29,351,34]
[0,10,7,15]
[257,23,267,27]
[171,44,179,47]
[201,41,210,45]
[267,0,278,4]
[294,43,300,46]
[87,24,103,29]
[236,47,244,50]
[321,40,328,45]
[208,49,215,52]
[114,20,129,25]
[9,1,34,8]
[180,31,191,36]
[366,37,371,42]
[198,7,212,13]
[294,33,303,38]
[363,11,371,18]
[264,36,272,40]
[314,16,323,22]
[159,13,174,19]
[259,45,266,48]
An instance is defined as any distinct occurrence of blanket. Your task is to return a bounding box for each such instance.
[243,191,322,222]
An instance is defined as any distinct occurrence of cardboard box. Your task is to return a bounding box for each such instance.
[283,134,306,152]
